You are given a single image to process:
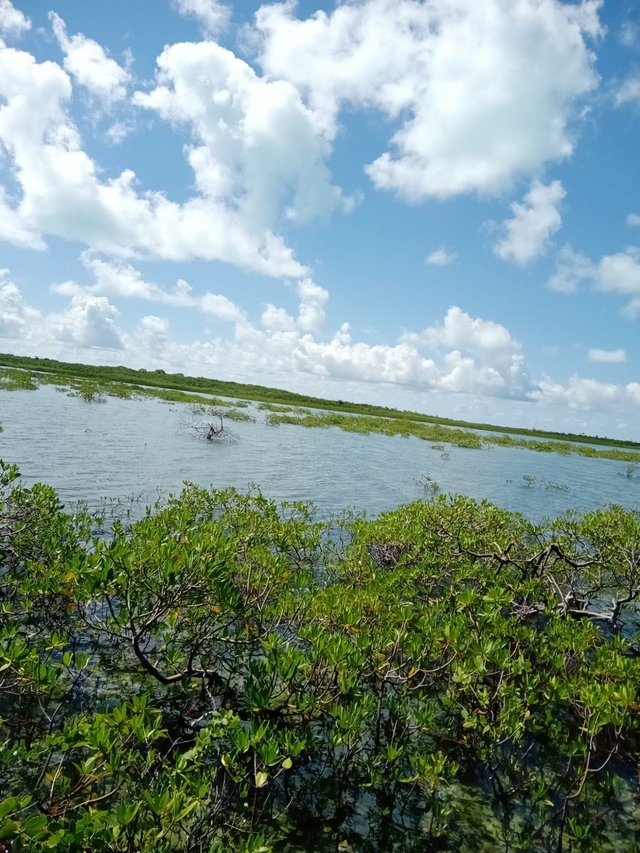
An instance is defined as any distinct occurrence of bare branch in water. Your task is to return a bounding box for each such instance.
[179,409,238,442]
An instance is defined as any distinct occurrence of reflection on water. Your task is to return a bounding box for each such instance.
[1,385,638,520]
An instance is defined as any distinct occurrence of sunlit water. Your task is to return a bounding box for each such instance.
[1,385,638,521]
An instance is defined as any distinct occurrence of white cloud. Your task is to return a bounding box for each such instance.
[0,270,123,349]
[405,306,522,355]
[261,278,328,333]
[7,274,640,417]
[172,0,230,36]
[55,252,329,332]
[401,306,530,394]
[616,76,640,106]
[426,247,456,266]
[596,248,640,295]
[106,121,133,145]
[620,22,639,47]
[255,0,602,200]
[0,272,39,338]
[0,40,311,280]
[588,348,627,363]
[628,213,640,227]
[51,254,247,323]
[548,244,640,317]
[47,294,124,349]
[0,0,29,36]
[296,278,328,332]
[530,377,640,410]
[260,303,296,332]
[0,187,46,250]
[49,12,131,106]
[493,180,565,265]
[133,40,350,230]
[596,249,640,319]
[9,270,534,398]
[547,244,595,293]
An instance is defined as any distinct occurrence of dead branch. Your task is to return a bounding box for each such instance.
[179,411,238,443]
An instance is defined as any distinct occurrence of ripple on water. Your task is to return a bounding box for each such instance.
[1,384,639,520]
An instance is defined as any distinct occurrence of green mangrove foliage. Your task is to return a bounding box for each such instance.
[68,381,107,403]
[0,368,38,391]
[267,411,484,448]
[0,366,251,410]
[257,402,295,413]
[4,464,640,850]
[267,411,640,464]
[257,403,313,415]
[1,352,637,450]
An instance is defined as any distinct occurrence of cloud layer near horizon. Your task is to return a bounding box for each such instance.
[1,265,639,417]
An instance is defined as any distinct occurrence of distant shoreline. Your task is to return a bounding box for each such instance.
[1,351,638,451]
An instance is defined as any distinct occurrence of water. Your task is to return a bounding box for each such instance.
[1,385,639,521]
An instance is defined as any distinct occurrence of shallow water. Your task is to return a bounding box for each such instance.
[1,385,638,521]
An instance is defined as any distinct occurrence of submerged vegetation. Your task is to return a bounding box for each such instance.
[0,367,249,412]
[1,352,638,450]
[257,403,313,415]
[0,367,38,391]
[190,403,254,423]
[4,463,640,850]
[267,411,640,464]
[2,363,639,465]
[68,381,107,403]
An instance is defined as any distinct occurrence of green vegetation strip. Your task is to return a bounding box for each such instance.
[267,411,640,462]
[0,352,637,449]
[3,461,640,851]
[0,367,251,413]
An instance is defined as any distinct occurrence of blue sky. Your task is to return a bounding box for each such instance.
[1,0,640,436]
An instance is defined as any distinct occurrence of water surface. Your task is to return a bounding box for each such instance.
[1,385,638,520]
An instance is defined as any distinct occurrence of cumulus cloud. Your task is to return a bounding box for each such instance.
[627,213,640,227]
[547,245,595,293]
[7,273,640,416]
[106,121,134,146]
[9,269,534,399]
[49,12,131,106]
[548,244,640,317]
[0,2,605,324]
[0,270,123,349]
[0,0,29,36]
[255,0,602,200]
[51,254,247,323]
[616,77,640,106]
[493,180,565,265]
[0,272,39,338]
[588,348,627,363]
[426,247,456,266]
[261,278,328,333]
[0,40,311,280]
[401,307,530,394]
[596,249,640,319]
[0,187,46,250]
[530,377,640,409]
[406,306,520,354]
[596,248,640,295]
[57,257,328,334]
[172,0,231,36]
[133,41,351,230]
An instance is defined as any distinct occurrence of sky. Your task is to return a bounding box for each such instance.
[0,0,639,438]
